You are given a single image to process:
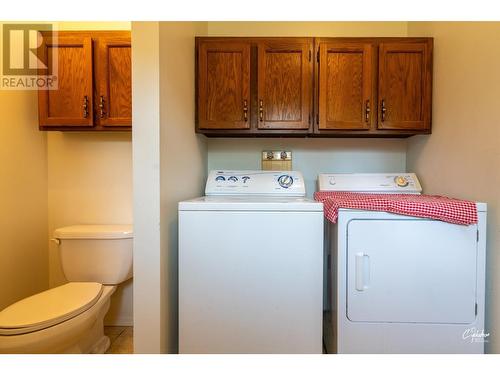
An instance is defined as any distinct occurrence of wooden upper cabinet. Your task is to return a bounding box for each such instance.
[38,35,93,127]
[318,42,375,130]
[195,37,432,137]
[257,39,312,130]
[95,37,132,127]
[378,42,432,130]
[198,41,251,130]
[38,31,131,131]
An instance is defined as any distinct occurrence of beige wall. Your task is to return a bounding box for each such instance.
[132,21,162,353]
[206,22,409,195]
[208,139,406,197]
[45,21,133,326]
[47,132,133,324]
[56,21,130,30]
[159,21,208,353]
[406,22,500,353]
[132,21,208,354]
[0,21,132,319]
[0,90,49,311]
[207,21,407,36]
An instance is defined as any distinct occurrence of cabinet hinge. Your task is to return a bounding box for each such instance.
[309,50,311,62]
[308,113,311,125]
[317,48,320,63]
[477,229,479,242]
[316,113,319,125]
[475,303,478,316]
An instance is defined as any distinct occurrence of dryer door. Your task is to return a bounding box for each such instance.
[346,218,477,324]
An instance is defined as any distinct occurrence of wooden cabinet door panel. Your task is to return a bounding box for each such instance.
[38,36,93,127]
[198,42,250,129]
[96,37,132,126]
[318,42,374,130]
[378,42,431,130]
[257,40,312,130]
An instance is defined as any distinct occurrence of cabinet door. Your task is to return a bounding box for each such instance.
[96,37,132,127]
[378,42,432,130]
[198,42,251,130]
[318,42,374,130]
[257,40,312,130]
[38,35,93,127]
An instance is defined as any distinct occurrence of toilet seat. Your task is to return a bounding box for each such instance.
[0,282,103,336]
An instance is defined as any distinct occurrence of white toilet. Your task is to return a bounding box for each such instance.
[0,224,133,354]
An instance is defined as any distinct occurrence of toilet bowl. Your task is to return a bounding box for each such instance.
[0,225,133,354]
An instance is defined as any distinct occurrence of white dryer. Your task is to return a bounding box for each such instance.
[319,173,487,354]
[178,170,324,354]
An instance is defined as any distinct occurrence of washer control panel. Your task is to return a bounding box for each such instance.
[318,173,422,194]
[206,170,305,196]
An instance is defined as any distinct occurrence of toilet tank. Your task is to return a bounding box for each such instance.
[54,225,133,285]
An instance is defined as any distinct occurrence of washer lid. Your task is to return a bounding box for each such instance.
[179,196,323,211]
[0,282,103,335]
[54,225,133,239]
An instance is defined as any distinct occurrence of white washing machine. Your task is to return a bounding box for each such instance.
[178,170,324,354]
[319,173,487,354]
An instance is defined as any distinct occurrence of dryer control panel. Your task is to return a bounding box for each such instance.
[206,170,306,196]
[318,173,422,194]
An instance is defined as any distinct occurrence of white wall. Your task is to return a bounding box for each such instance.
[0,89,48,311]
[406,22,500,353]
[132,21,208,354]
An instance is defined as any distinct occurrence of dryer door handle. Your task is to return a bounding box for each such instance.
[355,252,370,291]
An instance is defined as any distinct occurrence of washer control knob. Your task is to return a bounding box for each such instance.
[394,176,409,187]
[278,174,294,189]
[215,176,226,182]
[228,176,238,182]
[242,176,250,183]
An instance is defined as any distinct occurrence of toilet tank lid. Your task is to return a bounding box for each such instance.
[54,225,133,239]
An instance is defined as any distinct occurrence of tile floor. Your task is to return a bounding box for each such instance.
[103,326,324,354]
[104,326,133,354]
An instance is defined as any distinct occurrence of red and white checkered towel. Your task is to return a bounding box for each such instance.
[314,191,478,225]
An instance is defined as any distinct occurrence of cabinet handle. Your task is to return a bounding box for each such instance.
[243,99,248,122]
[365,100,371,122]
[99,95,106,118]
[83,95,88,118]
[259,99,264,122]
[381,99,387,122]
